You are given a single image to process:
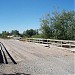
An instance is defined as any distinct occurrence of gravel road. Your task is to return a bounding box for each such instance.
[0,39,74,75]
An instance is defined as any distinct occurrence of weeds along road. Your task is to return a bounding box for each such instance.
[0,39,74,75]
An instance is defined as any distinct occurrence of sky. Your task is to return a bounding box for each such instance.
[0,0,74,33]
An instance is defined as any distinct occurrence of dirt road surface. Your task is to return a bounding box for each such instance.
[0,39,75,75]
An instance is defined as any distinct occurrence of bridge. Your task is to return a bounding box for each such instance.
[0,39,74,75]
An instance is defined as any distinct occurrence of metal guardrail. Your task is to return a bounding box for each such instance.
[0,42,17,64]
[26,38,75,48]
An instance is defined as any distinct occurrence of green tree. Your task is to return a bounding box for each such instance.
[11,30,19,37]
[0,33,2,38]
[40,14,53,39]
[1,31,9,38]
[52,11,75,40]
[40,11,75,40]
[23,29,37,37]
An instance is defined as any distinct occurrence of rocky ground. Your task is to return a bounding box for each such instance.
[0,39,75,75]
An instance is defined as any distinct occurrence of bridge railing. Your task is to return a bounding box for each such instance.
[26,38,75,48]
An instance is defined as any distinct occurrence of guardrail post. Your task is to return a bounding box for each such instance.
[69,41,71,48]
[61,40,62,47]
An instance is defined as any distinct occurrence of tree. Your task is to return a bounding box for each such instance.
[40,11,75,40]
[52,11,75,40]
[0,33,2,38]
[40,14,53,39]
[1,31,9,38]
[23,29,37,37]
[11,30,19,37]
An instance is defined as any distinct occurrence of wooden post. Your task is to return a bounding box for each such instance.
[61,40,62,47]
[69,41,71,48]
[47,39,50,48]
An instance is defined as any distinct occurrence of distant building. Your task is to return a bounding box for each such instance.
[13,36,22,40]
[7,35,14,38]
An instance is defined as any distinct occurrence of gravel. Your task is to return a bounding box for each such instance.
[0,39,74,75]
